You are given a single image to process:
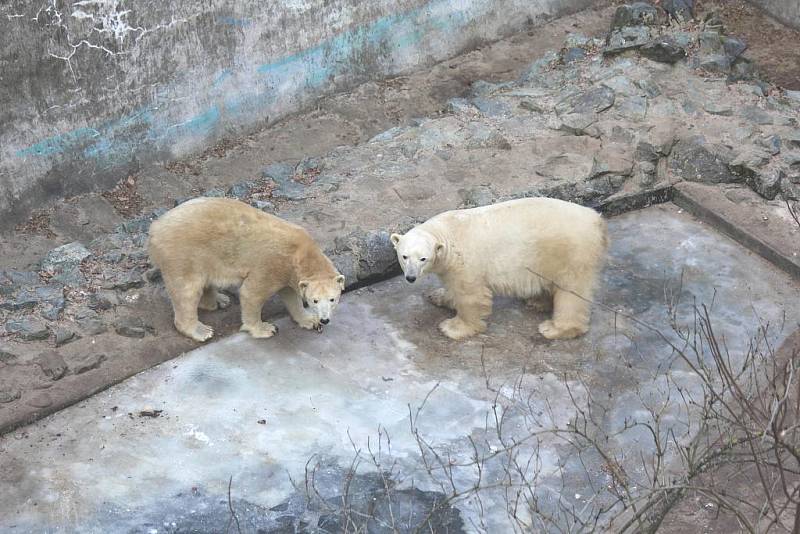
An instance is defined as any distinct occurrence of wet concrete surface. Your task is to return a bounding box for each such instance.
[2,204,799,533]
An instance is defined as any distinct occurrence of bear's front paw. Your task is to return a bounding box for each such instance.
[188,322,214,342]
[427,288,454,309]
[439,318,480,340]
[241,321,278,339]
[537,320,586,340]
[294,315,321,331]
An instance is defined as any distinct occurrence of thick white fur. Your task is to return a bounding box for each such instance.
[148,198,345,342]
[391,198,608,340]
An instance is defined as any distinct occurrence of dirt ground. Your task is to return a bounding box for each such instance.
[703,0,800,90]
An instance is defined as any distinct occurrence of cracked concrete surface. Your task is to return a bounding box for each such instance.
[2,205,798,533]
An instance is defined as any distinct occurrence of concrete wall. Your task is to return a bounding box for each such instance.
[0,0,590,225]
[748,0,800,30]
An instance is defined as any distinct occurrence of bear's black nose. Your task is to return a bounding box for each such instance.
[320,318,330,325]
[406,276,416,283]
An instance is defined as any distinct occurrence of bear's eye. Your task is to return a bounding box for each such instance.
[313,299,318,304]
[420,257,427,262]
[402,255,408,260]
[329,298,335,302]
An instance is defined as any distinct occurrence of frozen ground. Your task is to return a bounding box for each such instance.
[2,204,798,533]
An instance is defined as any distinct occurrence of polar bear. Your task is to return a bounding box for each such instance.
[148,197,345,342]
[390,198,608,340]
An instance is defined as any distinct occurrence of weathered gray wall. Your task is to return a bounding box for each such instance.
[0,0,590,226]
[748,0,800,30]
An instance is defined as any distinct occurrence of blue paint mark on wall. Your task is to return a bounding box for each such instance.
[15,0,485,165]
[218,16,252,28]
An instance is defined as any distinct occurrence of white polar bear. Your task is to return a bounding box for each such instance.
[390,198,608,340]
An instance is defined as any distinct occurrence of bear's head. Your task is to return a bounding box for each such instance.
[390,229,443,283]
[298,274,346,325]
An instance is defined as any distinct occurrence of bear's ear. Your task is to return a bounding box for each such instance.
[298,280,309,291]
[435,243,444,255]
[390,233,402,247]
[335,274,345,289]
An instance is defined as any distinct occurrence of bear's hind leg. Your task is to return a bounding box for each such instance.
[439,285,492,340]
[198,286,231,311]
[538,286,591,340]
[278,287,319,330]
[165,274,215,342]
[239,278,279,338]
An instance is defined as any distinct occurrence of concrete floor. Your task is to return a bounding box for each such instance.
[2,204,799,533]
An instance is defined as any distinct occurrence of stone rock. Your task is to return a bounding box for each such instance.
[251,200,275,212]
[610,3,660,30]
[263,162,308,201]
[698,31,723,54]
[78,316,107,336]
[0,347,18,364]
[118,208,167,234]
[202,188,226,198]
[704,12,724,32]
[703,102,733,116]
[748,168,783,200]
[3,270,40,286]
[557,86,615,115]
[520,50,559,84]
[639,37,686,64]
[519,99,546,113]
[602,75,640,97]
[0,387,21,404]
[557,114,600,137]
[41,242,90,286]
[26,392,53,409]
[636,78,662,97]
[786,131,800,149]
[741,106,774,125]
[6,319,50,341]
[728,57,757,82]
[42,242,91,274]
[785,90,800,103]
[101,268,145,291]
[114,316,154,338]
[723,36,747,59]
[669,136,739,183]
[615,96,648,121]
[227,181,256,199]
[661,0,694,21]
[635,141,660,165]
[333,230,398,283]
[697,54,731,73]
[564,33,591,49]
[605,26,651,55]
[88,292,115,311]
[471,97,512,118]
[562,47,586,63]
[757,135,781,156]
[464,124,512,150]
[72,354,107,375]
[53,327,77,347]
[459,186,494,208]
[447,98,475,114]
[36,350,68,381]
[0,287,38,312]
[469,80,509,97]
[36,285,65,320]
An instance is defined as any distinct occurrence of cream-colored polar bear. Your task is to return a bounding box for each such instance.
[148,197,345,342]
[391,198,608,340]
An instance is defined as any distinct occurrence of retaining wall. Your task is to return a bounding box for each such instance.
[0,0,590,226]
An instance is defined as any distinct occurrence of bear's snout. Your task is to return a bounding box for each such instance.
[405,275,417,283]
[320,318,330,325]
